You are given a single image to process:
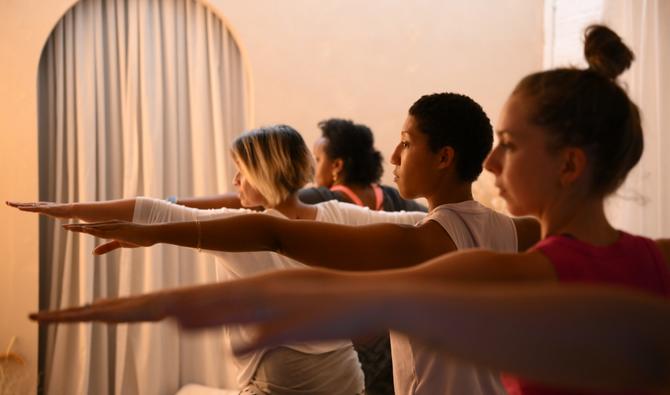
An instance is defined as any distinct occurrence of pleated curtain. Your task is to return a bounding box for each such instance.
[37,0,251,393]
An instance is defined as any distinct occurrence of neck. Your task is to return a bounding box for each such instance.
[270,193,318,220]
[426,182,473,211]
[540,196,618,245]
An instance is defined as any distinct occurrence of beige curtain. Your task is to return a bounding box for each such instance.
[603,0,670,238]
[37,0,251,393]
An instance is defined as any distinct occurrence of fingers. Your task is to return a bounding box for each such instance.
[7,201,44,212]
[94,241,123,255]
[63,220,127,237]
[6,201,38,207]
[30,294,171,324]
[233,316,315,355]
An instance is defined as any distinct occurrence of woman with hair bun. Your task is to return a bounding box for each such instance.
[35,24,670,395]
[299,118,427,212]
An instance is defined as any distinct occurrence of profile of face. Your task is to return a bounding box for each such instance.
[313,136,344,188]
[233,160,268,208]
[484,93,564,217]
[313,137,334,187]
[390,115,443,199]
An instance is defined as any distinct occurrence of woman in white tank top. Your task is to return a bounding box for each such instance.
[10,124,426,395]
[29,93,540,395]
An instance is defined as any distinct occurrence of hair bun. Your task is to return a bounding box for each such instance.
[583,24,634,80]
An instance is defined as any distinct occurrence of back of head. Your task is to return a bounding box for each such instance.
[318,118,383,185]
[409,93,493,183]
[232,124,314,206]
[513,24,641,196]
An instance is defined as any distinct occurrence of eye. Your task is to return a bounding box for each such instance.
[401,141,409,148]
[497,141,513,150]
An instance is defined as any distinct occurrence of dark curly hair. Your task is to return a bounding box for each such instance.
[408,93,493,182]
[319,118,384,185]
[513,24,641,196]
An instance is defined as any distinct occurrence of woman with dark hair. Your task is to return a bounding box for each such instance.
[299,118,426,212]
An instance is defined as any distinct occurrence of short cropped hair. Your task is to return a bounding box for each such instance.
[409,93,493,182]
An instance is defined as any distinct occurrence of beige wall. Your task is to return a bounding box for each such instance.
[0,0,80,389]
[207,0,544,184]
[0,0,543,388]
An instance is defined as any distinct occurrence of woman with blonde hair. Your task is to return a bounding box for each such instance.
[10,124,426,395]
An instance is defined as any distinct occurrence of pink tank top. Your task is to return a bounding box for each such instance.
[511,231,670,395]
[330,184,384,210]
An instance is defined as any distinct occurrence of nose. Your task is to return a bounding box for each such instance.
[233,171,241,187]
[390,143,401,165]
[483,145,501,175]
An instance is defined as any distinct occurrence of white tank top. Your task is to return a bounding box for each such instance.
[133,197,426,387]
[391,200,518,395]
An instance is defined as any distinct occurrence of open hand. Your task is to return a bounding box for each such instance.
[6,201,74,219]
[64,220,156,255]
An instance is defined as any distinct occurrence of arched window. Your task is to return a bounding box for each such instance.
[37,0,252,393]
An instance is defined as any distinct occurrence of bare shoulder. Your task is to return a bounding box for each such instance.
[414,219,459,255]
[512,217,542,251]
[655,239,670,269]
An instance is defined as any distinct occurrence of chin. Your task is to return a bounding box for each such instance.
[505,202,531,217]
[397,187,418,200]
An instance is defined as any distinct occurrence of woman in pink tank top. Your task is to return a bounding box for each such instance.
[27,24,670,395]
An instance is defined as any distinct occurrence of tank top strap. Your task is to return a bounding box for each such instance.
[330,184,364,206]
[330,184,385,210]
[372,184,384,211]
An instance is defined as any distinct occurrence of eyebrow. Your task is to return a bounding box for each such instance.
[495,130,513,138]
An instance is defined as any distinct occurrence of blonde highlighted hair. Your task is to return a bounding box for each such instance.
[232,125,314,206]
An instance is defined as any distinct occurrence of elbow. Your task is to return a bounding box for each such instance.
[265,217,284,253]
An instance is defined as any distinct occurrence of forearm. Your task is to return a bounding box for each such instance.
[147,214,281,252]
[146,215,440,270]
[72,198,137,222]
[384,283,670,392]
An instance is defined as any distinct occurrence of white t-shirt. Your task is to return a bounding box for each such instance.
[132,197,426,387]
[391,200,518,395]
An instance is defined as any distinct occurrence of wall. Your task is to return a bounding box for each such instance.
[0,0,543,389]
[0,1,80,391]
[207,0,544,185]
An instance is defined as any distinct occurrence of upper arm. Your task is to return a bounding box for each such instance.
[276,219,457,271]
[655,239,670,270]
[134,197,254,224]
[513,217,542,251]
[400,249,558,284]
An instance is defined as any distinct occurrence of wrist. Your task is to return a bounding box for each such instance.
[146,223,163,247]
[68,203,78,219]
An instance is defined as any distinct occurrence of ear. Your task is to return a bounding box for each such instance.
[435,146,456,170]
[331,158,344,173]
[558,147,588,187]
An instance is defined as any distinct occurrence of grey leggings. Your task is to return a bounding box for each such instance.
[241,346,365,395]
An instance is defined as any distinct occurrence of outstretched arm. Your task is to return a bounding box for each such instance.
[65,214,455,271]
[30,261,670,393]
[244,281,670,394]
